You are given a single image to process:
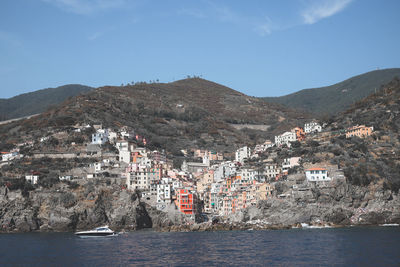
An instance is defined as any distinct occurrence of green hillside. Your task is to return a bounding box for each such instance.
[262,68,400,115]
[0,84,93,121]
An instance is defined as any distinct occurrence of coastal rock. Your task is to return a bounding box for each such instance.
[225,180,400,228]
[0,182,159,232]
[1,178,400,233]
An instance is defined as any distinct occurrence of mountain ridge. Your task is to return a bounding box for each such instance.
[262,68,400,115]
[0,78,308,154]
[0,84,93,121]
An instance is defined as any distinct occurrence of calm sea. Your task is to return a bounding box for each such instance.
[0,227,399,266]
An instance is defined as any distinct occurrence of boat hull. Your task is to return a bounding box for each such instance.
[75,232,117,237]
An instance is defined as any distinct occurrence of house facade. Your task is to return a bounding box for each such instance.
[91,129,109,145]
[292,127,305,141]
[25,175,39,185]
[176,188,196,215]
[305,168,331,182]
[275,131,296,147]
[346,125,374,138]
[305,122,322,134]
[235,146,251,163]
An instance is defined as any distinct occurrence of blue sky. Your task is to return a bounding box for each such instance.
[0,0,399,98]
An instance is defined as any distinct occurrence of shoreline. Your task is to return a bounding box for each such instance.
[1,222,398,234]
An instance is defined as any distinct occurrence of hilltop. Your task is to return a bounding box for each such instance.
[0,84,93,121]
[0,78,308,154]
[262,68,400,115]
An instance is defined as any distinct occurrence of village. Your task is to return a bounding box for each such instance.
[1,122,375,221]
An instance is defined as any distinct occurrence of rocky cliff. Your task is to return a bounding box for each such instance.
[0,180,180,233]
[229,179,400,227]
[1,179,399,233]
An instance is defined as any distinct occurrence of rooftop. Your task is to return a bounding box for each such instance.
[306,168,327,171]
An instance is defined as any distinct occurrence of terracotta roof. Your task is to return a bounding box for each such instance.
[306,167,327,171]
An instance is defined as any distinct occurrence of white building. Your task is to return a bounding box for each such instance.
[59,175,72,181]
[264,164,281,179]
[92,129,109,145]
[237,168,257,182]
[157,178,173,204]
[254,140,274,153]
[90,162,104,173]
[116,140,129,151]
[108,130,118,143]
[213,161,237,182]
[304,122,322,134]
[275,131,296,147]
[235,146,251,163]
[305,168,331,182]
[282,157,301,172]
[25,175,39,185]
[119,150,132,164]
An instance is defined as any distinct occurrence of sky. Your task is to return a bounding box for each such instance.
[0,0,399,98]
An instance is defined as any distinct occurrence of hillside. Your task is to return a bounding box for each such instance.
[0,84,93,121]
[262,68,400,115]
[0,78,308,154]
[327,77,400,191]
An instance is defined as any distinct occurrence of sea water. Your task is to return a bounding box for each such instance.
[0,227,399,266]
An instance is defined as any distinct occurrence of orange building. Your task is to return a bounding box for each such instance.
[346,125,374,138]
[292,127,306,141]
[176,189,196,215]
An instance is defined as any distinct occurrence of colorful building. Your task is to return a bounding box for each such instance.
[292,127,306,141]
[176,188,196,215]
[346,125,374,138]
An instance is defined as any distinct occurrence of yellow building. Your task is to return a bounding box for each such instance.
[346,125,373,138]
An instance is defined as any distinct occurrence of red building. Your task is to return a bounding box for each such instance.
[175,188,196,215]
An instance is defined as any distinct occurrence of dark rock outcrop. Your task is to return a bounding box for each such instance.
[0,182,161,232]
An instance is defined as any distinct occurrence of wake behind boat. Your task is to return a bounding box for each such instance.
[75,226,117,237]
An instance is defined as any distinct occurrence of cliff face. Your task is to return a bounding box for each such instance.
[1,179,399,233]
[230,180,400,226]
[0,181,172,233]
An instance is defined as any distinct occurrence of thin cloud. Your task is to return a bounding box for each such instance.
[301,0,353,24]
[42,0,127,15]
[254,16,274,36]
[204,1,243,24]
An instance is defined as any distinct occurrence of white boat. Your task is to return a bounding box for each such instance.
[75,226,117,237]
